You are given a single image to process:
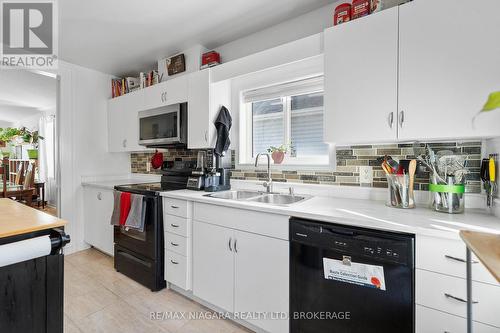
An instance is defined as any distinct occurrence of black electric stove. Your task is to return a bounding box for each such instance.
[115,160,196,195]
[113,160,195,291]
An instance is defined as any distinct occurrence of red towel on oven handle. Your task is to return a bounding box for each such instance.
[119,192,132,226]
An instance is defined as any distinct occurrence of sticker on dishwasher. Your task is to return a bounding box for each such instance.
[323,257,386,291]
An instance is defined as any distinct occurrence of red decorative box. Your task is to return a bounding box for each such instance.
[201,51,221,69]
[351,0,370,19]
[334,3,351,25]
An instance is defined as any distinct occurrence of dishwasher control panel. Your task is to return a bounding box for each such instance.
[290,218,413,265]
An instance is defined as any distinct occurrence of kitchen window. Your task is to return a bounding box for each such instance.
[241,76,331,166]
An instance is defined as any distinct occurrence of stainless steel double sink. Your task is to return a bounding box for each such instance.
[204,190,310,206]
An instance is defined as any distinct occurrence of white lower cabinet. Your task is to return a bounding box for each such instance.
[416,269,500,328]
[233,230,289,333]
[163,199,193,291]
[193,211,289,333]
[83,186,114,256]
[416,235,499,285]
[416,234,500,331]
[165,250,189,291]
[416,305,500,333]
[193,221,235,312]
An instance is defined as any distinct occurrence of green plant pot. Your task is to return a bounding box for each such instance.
[27,149,38,159]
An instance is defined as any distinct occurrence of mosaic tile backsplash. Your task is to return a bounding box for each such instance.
[131,141,483,193]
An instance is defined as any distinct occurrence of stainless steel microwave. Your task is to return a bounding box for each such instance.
[138,103,187,147]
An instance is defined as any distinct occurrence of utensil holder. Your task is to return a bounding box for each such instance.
[386,175,415,209]
[429,183,465,214]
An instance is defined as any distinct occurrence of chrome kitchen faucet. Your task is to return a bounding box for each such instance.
[255,153,273,193]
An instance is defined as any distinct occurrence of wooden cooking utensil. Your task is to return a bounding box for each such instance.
[408,159,417,199]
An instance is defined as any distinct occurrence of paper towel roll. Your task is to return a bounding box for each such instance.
[0,235,52,268]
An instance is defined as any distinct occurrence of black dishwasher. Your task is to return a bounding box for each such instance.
[290,217,415,333]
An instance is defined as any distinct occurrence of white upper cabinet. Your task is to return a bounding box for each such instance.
[107,90,148,152]
[324,1,500,144]
[324,6,399,144]
[107,75,189,152]
[143,75,188,110]
[398,0,500,140]
[188,69,231,149]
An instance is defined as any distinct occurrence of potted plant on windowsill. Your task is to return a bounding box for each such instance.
[267,144,289,164]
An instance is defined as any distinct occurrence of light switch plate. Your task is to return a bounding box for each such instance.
[359,166,373,185]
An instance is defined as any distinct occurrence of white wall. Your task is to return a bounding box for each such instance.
[214,1,339,62]
[14,113,43,130]
[214,0,401,62]
[0,120,13,128]
[55,61,131,254]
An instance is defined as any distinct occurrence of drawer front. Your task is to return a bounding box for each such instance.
[164,215,190,237]
[165,232,188,256]
[165,251,189,290]
[416,305,500,333]
[416,269,500,327]
[416,235,498,285]
[193,202,289,240]
[163,198,190,218]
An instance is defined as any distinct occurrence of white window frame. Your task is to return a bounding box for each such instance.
[240,88,334,168]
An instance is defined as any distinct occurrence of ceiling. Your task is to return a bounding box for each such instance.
[60,0,335,76]
[0,70,56,124]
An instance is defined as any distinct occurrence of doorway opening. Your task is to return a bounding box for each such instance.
[0,70,60,217]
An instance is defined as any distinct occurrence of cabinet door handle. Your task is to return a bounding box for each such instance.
[122,139,127,148]
[444,293,478,304]
[97,192,102,200]
[170,242,179,247]
[388,112,394,129]
[399,111,405,127]
[445,255,479,264]
[204,130,208,142]
[234,239,238,253]
[228,237,233,252]
[170,259,179,265]
[170,224,180,228]
[170,205,179,209]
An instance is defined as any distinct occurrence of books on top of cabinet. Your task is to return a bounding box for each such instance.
[111,70,159,98]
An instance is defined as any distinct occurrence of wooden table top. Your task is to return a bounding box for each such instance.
[0,198,67,238]
[460,230,500,283]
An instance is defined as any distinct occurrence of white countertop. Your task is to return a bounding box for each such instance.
[81,175,161,190]
[161,189,500,240]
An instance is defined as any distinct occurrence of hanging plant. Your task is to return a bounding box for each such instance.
[0,127,21,143]
[0,127,44,148]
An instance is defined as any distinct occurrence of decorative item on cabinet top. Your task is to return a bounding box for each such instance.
[333,0,411,26]
[131,140,482,193]
[111,71,159,98]
[166,54,186,76]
